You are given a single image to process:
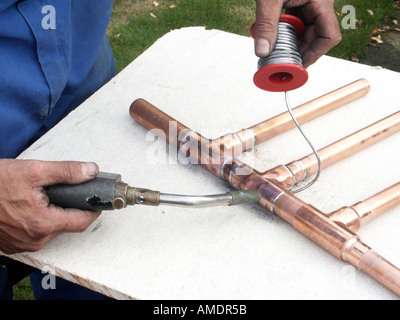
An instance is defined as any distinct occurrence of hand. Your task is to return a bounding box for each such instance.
[0,159,101,254]
[254,0,342,68]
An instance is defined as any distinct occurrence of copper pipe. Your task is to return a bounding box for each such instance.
[276,111,400,187]
[221,158,400,295]
[130,79,371,178]
[217,155,400,295]
[130,98,190,147]
[328,182,400,232]
[247,78,370,145]
[132,79,370,156]
[255,180,400,296]
[352,182,400,225]
[130,87,399,197]
[131,100,236,177]
[129,80,400,296]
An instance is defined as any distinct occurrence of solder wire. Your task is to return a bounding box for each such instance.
[284,91,321,194]
[261,21,321,193]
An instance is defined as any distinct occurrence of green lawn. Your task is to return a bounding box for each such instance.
[107,0,256,73]
[329,0,398,59]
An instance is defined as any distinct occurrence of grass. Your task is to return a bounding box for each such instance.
[11,0,397,300]
[12,276,35,300]
[328,0,399,59]
[108,0,256,73]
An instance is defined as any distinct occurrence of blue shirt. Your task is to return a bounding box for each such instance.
[0,0,115,158]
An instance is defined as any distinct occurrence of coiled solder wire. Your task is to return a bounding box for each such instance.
[258,22,303,70]
[260,22,322,193]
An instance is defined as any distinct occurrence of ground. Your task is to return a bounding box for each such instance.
[359,9,400,71]
[360,30,400,72]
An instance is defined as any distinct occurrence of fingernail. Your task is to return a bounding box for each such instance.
[82,162,98,178]
[255,38,270,57]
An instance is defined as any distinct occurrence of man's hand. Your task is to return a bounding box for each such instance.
[0,159,101,254]
[254,0,342,68]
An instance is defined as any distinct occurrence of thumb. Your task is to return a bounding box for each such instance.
[27,160,99,187]
[254,0,284,57]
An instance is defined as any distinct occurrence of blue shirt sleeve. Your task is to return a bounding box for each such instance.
[0,0,115,158]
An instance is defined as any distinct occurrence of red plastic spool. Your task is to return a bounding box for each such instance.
[253,14,308,92]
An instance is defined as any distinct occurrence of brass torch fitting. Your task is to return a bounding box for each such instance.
[126,187,161,206]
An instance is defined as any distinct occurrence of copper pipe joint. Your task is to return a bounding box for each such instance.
[328,182,400,232]
[257,181,400,295]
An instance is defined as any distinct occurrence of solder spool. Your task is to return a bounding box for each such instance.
[252,14,308,92]
[251,15,321,193]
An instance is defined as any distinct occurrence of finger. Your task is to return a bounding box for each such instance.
[0,229,21,254]
[298,24,315,56]
[302,26,341,68]
[25,160,99,187]
[0,224,47,253]
[254,0,284,57]
[0,206,101,253]
[46,205,101,234]
[298,5,341,68]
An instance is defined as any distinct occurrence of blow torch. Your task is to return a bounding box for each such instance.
[45,172,261,211]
